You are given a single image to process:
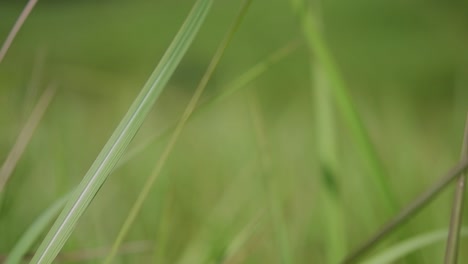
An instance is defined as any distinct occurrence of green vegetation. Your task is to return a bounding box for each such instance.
[0,0,467,263]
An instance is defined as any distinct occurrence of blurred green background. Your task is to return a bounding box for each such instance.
[0,0,467,263]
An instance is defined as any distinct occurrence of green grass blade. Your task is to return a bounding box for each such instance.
[292,0,347,261]
[29,1,213,263]
[290,0,397,213]
[221,212,263,264]
[362,228,468,264]
[444,114,468,263]
[5,193,69,264]
[103,1,253,263]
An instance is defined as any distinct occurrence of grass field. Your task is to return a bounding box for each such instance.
[0,0,467,263]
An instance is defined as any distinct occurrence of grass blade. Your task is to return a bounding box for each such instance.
[103,1,253,263]
[221,212,263,264]
[444,114,468,263]
[29,1,213,263]
[292,0,347,262]
[248,94,293,264]
[117,39,300,168]
[5,193,69,264]
[0,84,57,192]
[290,0,397,213]
[343,159,468,263]
[363,228,468,264]
[0,0,38,63]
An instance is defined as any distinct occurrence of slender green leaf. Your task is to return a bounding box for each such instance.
[290,0,397,214]
[29,1,213,263]
[363,228,468,264]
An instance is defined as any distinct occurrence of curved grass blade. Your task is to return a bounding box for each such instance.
[29,1,213,263]
[0,0,38,63]
[444,114,468,263]
[362,228,468,264]
[343,159,468,263]
[103,1,253,263]
[5,193,69,264]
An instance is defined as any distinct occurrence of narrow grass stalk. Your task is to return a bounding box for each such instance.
[363,228,468,264]
[0,0,38,63]
[343,159,468,264]
[103,1,253,263]
[175,160,259,264]
[290,0,397,213]
[22,48,47,118]
[117,40,300,168]
[248,94,293,264]
[221,212,263,264]
[444,114,468,263]
[29,1,213,263]
[314,52,347,264]
[297,0,347,261]
[5,193,69,264]
[0,84,56,192]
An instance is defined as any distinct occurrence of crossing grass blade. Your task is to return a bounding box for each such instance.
[29,0,213,263]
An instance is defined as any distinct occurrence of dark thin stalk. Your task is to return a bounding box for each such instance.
[444,114,468,263]
[342,159,468,264]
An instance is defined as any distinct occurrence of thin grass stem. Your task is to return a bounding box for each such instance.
[0,84,57,192]
[343,159,468,264]
[444,114,468,263]
[248,94,293,264]
[0,0,39,63]
[117,40,300,168]
[103,1,253,262]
